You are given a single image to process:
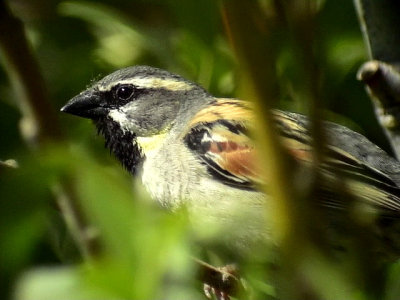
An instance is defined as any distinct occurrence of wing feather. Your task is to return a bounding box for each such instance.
[184,98,400,212]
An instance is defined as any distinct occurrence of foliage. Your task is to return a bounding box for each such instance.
[0,0,399,299]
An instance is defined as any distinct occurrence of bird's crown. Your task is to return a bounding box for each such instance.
[94,65,204,94]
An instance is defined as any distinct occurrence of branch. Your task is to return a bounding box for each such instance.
[220,2,324,299]
[220,0,296,251]
[357,61,400,158]
[353,0,400,62]
[354,0,400,159]
[194,257,244,300]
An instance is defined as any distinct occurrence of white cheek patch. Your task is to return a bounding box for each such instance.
[108,109,130,132]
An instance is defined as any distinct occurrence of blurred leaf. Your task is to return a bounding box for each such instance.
[59,1,145,67]
[326,35,365,76]
[0,210,47,273]
[15,267,110,300]
[15,144,198,299]
[164,0,220,43]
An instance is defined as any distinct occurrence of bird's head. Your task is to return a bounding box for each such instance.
[61,66,210,174]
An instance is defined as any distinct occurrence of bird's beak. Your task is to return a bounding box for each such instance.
[61,89,108,119]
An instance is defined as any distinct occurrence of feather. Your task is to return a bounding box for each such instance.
[184,98,400,213]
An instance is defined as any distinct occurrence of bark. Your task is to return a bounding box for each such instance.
[354,0,400,159]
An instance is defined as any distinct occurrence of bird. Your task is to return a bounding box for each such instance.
[61,65,400,262]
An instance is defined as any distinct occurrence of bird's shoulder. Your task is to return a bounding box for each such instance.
[182,98,260,189]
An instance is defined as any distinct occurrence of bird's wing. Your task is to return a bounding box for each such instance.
[184,98,261,190]
[273,110,400,212]
[184,98,400,212]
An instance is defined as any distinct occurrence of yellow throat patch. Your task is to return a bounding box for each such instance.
[136,132,168,154]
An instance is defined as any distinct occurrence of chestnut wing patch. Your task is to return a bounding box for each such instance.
[184,120,261,190]
[184,100,400,212]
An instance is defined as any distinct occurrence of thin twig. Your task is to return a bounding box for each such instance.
[220,0,295,250]
[193,257,244,298]
[220,2,321,299]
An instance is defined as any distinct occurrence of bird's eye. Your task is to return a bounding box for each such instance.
[116,85,134,101]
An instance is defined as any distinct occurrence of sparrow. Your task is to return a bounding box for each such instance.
[61,66,400,260]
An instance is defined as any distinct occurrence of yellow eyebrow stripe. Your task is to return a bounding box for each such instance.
[98,77,194,92]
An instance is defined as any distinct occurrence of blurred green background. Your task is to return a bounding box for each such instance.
[0,0,396,299]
